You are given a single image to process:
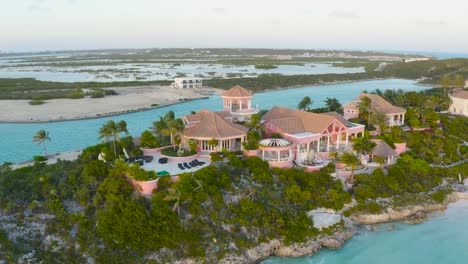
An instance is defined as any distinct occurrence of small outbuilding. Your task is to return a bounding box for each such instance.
[258,138,294,168]
[371,141,398,166]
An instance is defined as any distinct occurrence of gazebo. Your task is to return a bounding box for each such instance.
[221,85,259,121]
[371,141,398,166]
[258,138,294,168]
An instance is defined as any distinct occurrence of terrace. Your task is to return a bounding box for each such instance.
[140,151,211,175]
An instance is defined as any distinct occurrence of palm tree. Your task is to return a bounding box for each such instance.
[152,116,171,145]
[163,187,181,216]
[248,114,265,137]
[358,96,372,126]
[98,120,129,158]
[341,152,360,183]
[298,96,313,111]
[324,97,341,112]
[32,129,51,156]
[369,112,389,135]
[352,136,376,154]
[168,118,184,149]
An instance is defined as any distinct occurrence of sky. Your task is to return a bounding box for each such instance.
[1,0,468,53]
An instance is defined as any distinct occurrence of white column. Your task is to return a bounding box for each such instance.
[317,140,320,152]
[277,150,280,162]
[306,143,309,153]
[401,114,405,124]
[336,134,340,148]
[327,136,330,151]
[289,149,292,160]
[262,150,265,159]
[239,100,243,110]
[248,100,251,110]
[229,99,233,112]
[345,132,349,146]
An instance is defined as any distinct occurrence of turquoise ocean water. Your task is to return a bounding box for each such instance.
[263,200,468,264]
[0,79,427,163]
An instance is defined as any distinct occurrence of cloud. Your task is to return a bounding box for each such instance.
[328,10,360,20]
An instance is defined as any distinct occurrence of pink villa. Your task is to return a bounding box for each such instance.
[182,110,248,154]
[261,106,365,165]
[343,93,406,126]
[221,85,259,121]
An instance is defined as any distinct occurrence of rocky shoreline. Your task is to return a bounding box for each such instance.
[209,191,468,264]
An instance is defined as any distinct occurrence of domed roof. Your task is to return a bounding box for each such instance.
[259,138,291,147]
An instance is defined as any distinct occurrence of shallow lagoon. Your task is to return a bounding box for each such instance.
[263,200,468,264]
[0,79,428,163]
[0,61,364,82]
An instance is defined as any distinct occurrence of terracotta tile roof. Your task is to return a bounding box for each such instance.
[184,110,248,139]
[221,85,252,97]
[344,93,406,115]
[322,112,349,125]
[184,110,232,123]
[371,141,397,157]
[262,106,341,134]
[451,89,468,99]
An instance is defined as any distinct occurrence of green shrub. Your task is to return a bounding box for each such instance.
[431,191,447,203]
[210,152,223,162]
[161,147,196,157]
[140,131,159,148]
[67,88,85,99]
[29,99,45,105]
[131,148,143,156]
[34,155,47,162]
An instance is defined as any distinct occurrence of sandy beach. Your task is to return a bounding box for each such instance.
[0,85,221,123]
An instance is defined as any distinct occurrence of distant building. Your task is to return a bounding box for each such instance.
[343,93,406,126]
[173,77,202,89]
[449,89,468,116]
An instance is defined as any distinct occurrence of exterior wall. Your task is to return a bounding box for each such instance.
[132,178,158,195]
[268,160,293,168]
[159,152,200,163]
[132,175,181,195]
[174,78,203,89]
[343,106,359,120]
[394,143,407,155]
[142,146,170,155]
[449,96,468,116]
[244,149,260,157]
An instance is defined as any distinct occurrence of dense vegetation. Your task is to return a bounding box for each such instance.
[0,145,351,263]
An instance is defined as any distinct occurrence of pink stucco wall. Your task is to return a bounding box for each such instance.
[132,175,182,195]
[244,149,260,157]
[268,160,293,168]
[160,152,200,163]
[304,166,322,172]
[343,107,359,120]
[142,146,172,155]
[132,178,158,195]
[394,143,407,155]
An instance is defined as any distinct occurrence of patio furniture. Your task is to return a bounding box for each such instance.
[158,157,168,164]
[157,171,170,176]
[194,159,205,165]
[143,155,153,163]
[183,162,191,169]
[178,163,185,170]
[189,160,198,167]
